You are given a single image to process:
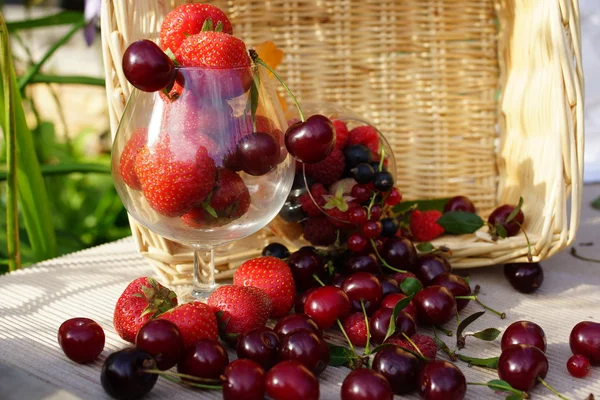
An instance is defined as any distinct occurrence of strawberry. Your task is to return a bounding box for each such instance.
[303,216,338,246]
[113,277,178,343]
[118,128,147,190]
[135,135,216,217]
[298,183,328,217]
[160,3,233,53]
[385,333,437,360]
[233,256,296,318]
[332,120,349,150]
[207,285,272,338]
[158,301,218,350]
[342,312,368,347]
[181,169,250,228]
[348,125,380,154]
[409,210,444,241]
[304,148,345,185]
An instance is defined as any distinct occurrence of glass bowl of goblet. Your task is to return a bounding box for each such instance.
[112,65,295,299]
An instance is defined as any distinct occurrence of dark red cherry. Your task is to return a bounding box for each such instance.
[371,346,419,394]
[295,287,317,313]
[135,319,182,370]
[342,272,383,315]
[418,360,467,400]
[504,262,544,293]
[369,308,416,344]
[280,330,329,376]
[570,321,600,365]
[274,314,322,338]
[351,184,372,204]
[304,285,352,330]
[177,339,229,380]
[331,273,346,288]
[414,285,457,325]
[341,368,393,400]
[498,344,548,391]
[266,360,319,400]
[488,204,525,237]
[567,354,591,378]
[58,317,105,364]
[344,253,381,275]
[285,115,335,164]
[414,254,451,286]
[380,276,399,297]
[347,234,368,253]
[501,321,546,352]
[444,196,476,213]
[237,327,280,370]
[381,237,417,271]
[380,293,418,321]
[237,132,280,176]
[429,273,471,311]
[223,359,266,400]
[287,249,325,290]
[122,40,175,92]
[101,348,157,400]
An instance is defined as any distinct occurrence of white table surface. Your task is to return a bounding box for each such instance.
[0,185,599,400]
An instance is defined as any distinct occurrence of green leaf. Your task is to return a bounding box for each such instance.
[384,294,414,342]
[505,197,523,223]
[5,11,83,31]
[22,74,105,86]
[416,242,434,253]
[471,328,501,341]
[456,311,485,343]
[487,379,515,391]
[495,223,507,238]
[437,211,484,234]
[458,354,499,369]
[249,69,260,125]
[203,203,218,219]
[400,277,423,296]
[328,343,355,367]
[215,21,223,32]
[393,198,450,214]
[505,395,523,400]
[0,163,111,181]
[200,18,214,32]
[591,196,600,210]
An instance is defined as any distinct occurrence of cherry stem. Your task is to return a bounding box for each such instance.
[537,377,569,400]
[570,247,600,263]
[369,239,406,273]
[253,56,304,122]
[466,382,529,399]
[516,221,533,262]
[436,325,453,336]
[144,370,222,390]
[401,332,428,361]
[336,318,356,355]
[361,299,371,355]
[455,295,506,319]
[312,273,326,287]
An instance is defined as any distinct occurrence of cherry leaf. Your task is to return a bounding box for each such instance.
[416,242,435,253]
[400,277,422,296]
[383,294,414,342]
[495,223,507,239]
[456,311,486,345]
[437,211,484,234]
[328,343,355,367]
[470,327,501,341]
[458,354,499,369]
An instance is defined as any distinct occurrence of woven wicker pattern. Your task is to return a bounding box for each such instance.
[101,0,584,285]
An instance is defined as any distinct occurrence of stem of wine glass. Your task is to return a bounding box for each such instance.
[192,247,216,300]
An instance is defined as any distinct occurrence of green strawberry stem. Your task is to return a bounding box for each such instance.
[455,295,506,319]
[144,370,222,390]
[435,325,453,337]
[537,377,569,400]
[401,332,428,361]
[369,239,406,273]
[361,299,371,354]
[250,51,305,122]
[466,382,529,399]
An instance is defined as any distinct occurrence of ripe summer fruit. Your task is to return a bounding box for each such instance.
[135,319,183,370]
[410,210,444,242]
[504,262,544,293]
[498,344,548,391]
[236,327,280,371]
[569,321,600,365]
[158,301,218,350]
[304,285,352,330]
[101,348,158,400]
[414,254,451,286]
[285,114,336,164]
[304,148,345,185]
[418,360,467,400]
[501,320,547,353]
[381,236,418,270]
[444,196,476,213]
[567,354,591,378]
[369,308,416,344]
[287,248,325,290]
[342,312,368,347]
[371,346,420,394]
[341,272,383,315]
[385,333,437,360]
[113,277,178,343]
[236,132,281,176]
[280,330,330,376]
[274,314,322,338]
[381,293,418,321]
[348,125,379,154]
[234,256,296,318]
[58,318,105,363]
[341,368,393,400]
[488,204,525,237]
[119,128,147,190]
[178,339,229,380]
[262,242,290,259]
[429,273,471,311]
[414,285,457,325]
[223,359,266,400]
[266,360,320,400]
[122,40,175,92]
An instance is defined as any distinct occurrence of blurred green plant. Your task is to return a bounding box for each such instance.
[0,9,130,274]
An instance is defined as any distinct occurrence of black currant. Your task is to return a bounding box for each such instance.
[374,171,394,192]
[351,163,375,184]
[380,218,399,238]
[262,243,291,259]
[344,145,372,168]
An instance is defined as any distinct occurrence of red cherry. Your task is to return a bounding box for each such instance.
[274,314,322,338]
[372,346,419,394]
[341,368,393,400]
[504,263,544,293]
[570,321,600,365]
[501,321,547,353]
[342,272,383,315]
[379,276,399,297]
[567,354,591,378]
[135,319,183,370]
[122,40,175,92]
[381,237,418,270]
[488,204,525,237]
[177,339,229,380]
[304,286,351,330]
[414,254,451,285]
[414,285,457,325]
[348,234,368,253]
[285,115,335,164]
[418,360,467,400]
[348,207,368,225]
[58,317,105,363]
[236,327,280,371]
[237,132,280,176]
[384,187,402,206]
[223,359,266,400]
[295,287,317,314]
[362,221,382,239]
[287,249,325,290]
[443,196,476,213]
[266,361,319,400]
[344,253,381,275]
[280,330,329,376]
[351,184,371,204]
[498,344,548,391]
[369,308,416,344]
[380,293,418,321]
[429,273,471,311]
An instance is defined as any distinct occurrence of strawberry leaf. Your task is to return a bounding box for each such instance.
[393,198,450,214]
[328,343,356,367]
[416,242,435,253]
[457,354,499,369]
[200,18,214,32]
[384,294,414,342]
[505,197,523,223]
[437,211,483,234]
[470,327,501,341]
[400,277,422,296]
[215,21,223,32]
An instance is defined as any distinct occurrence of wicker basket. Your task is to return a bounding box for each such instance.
[101,0,584,285]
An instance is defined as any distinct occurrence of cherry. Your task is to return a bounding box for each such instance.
[236,327,280,370]
[380,276,399,297]
[351,184,372,204]
[381,237,417,270]
[295,287,317,313]
[414,254,451,285]
[101,348,158,400]
[304,285,352,330]
[498,344,548,391]
[380,218,399,237]
[504,262,544,293]
[237,132,280,176]
[344,145,373,168]
[362,221,382,239]
[501,321,547,352]
[567,354,591,378]
[390,271,419,285]
[488,204,525,237]
[223,359,266,400]
[347,234,368,253]
[384,187,402,206]
[122,40,175,92]
[443,196,476,213]
[418,360,467,400]
[287,249,325,290]
[342,272,383,315]
[331,273,346,288]
[380,293,418,320]
[178,339,229,380]
[369,204,383,221]
[373,171,394,192]
[570,321,600,365]
[262,243,290,259]
[266,360,320,400]
[429,273,471,311]
[371,346,419,394]
[285,115,335,164]
[341,368,393,400]
[348,207,368,225]
[280,330,329,376]
[274,314,322,338]
[345,253,381,275]
[351,163,375,184]
[414,285,457,325]
[58,317,105,364]
[370,308,416,344]
[135,319,182,370]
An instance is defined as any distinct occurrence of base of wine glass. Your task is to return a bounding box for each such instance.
[191,247,217,301]
[191,285,218,301]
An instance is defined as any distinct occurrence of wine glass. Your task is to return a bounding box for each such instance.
[112,64,295,299]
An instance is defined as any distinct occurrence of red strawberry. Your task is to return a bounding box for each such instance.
[298,183,328,217]
[303,216,338,247]
[385,333,437,360]
[135,135,216,217]
[332,120,348,150]
[113,277,178,343]
[342,312,368,347]
[160,3,233,53]
[158,301,218,350]
[233,256,296,318]
[208,285,272,338]
[348,125,380,154]
[119,128,147,190]
[304,148,345,185]
[409,210,444,241]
